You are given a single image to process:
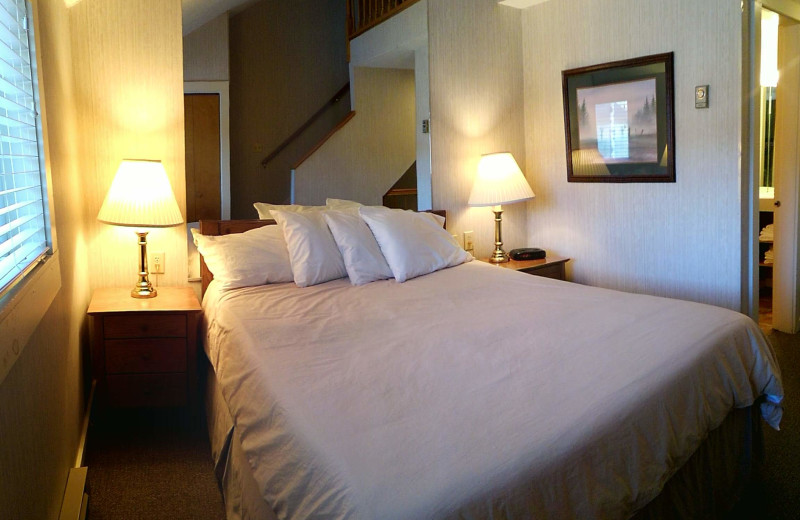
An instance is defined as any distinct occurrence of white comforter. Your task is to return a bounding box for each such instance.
[203,261,782,520]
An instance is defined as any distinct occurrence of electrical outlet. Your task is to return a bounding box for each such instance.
[150,251,165,274]
[451,234,462,248]
[463,230,474,252]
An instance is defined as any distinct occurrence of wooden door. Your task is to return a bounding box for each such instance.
[184,94,221,222]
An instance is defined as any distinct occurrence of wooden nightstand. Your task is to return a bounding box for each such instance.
[481,256,569,281]
[88,287,202,409]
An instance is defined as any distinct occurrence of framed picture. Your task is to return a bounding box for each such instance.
[562,52,675,182]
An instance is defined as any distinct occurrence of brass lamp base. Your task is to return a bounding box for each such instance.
[131,284,157,299]
[131,231,157,299]
[488,207,509,263]
[488,248,509,263]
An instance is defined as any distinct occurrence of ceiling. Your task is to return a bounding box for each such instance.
[182,0,257,34]
[182,0,557,35]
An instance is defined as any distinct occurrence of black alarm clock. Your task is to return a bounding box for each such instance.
[509,248,546,261]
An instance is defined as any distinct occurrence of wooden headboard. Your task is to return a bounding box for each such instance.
[198,210,447,295]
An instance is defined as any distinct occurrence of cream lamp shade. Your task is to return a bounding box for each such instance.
[97,159,183,298]
[468,152,535,207]
[468,152,534,263]
[98,159,183,227]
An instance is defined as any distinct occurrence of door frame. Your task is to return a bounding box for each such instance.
[743,1,760,321]
[184,81,231,219]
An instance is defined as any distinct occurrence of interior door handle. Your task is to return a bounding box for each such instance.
[774,200,781,207]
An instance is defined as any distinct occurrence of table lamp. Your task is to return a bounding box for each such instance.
[468,152,534,263]
[97,159,183,298]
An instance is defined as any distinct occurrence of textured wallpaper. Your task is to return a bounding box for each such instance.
[428,0,528,259]
[522,0,743,310]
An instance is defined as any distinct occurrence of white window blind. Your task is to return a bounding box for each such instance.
[0,0,49,294]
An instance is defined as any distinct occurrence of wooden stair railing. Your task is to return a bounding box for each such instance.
[292,111,356,170]
[260,82,351,169]
[347,0,423,40]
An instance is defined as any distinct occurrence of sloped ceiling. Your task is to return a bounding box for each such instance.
[182,0,554,34]
[182,0,257,34]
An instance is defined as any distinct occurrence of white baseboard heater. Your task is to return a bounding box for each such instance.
[60,381,94,520]
[59,467,88,520]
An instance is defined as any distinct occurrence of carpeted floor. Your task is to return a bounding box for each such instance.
[85,329,798,520]
[85,407,225,520]
[727,328,800,519]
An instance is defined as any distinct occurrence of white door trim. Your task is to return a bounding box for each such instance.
[743,1,760,320]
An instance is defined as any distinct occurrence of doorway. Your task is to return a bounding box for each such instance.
[184,93,222,222]
[183,81,231,292]
[756,3,800,333]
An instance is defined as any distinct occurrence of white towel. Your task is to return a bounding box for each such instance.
[760,223,775,241]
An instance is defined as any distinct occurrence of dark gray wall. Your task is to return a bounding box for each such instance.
[229,0,350,218]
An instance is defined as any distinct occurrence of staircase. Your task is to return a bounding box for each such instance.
[347,0,423,39]
[383,162,418,210]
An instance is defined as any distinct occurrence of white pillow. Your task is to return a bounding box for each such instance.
[193,225,293,289]
[271,209,347,287]
[359,207,472,282]
[325,198,363,210]
[422,211,445,227]
[323,211,393,285]
[253,202,325,220]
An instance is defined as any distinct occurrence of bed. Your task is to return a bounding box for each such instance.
[197,212,783,520]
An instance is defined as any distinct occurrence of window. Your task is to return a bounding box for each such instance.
[0,0,50,295]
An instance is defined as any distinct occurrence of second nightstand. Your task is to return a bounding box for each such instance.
[88,287,202,409]
[481,256,569,281]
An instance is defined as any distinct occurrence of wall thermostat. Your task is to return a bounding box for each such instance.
[695,85,709,108]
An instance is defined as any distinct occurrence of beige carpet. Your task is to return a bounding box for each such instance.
[85,407,225,520]
[727,329,800,519]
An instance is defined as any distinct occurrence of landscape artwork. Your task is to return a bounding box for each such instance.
[562,52,675,183]
[576,78,657,164]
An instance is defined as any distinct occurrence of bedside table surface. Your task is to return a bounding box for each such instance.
[88,286,201,314]
[481,255,569,270]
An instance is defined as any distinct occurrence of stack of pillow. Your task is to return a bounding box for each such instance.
[194,199,472,290]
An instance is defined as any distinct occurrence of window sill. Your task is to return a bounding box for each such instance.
[0,249,61,384]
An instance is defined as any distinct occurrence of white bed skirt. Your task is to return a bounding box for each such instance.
[207,365,278,520]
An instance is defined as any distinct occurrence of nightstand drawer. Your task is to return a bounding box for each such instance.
[520,263,565,280]
[107,373,188,407]
[103,314,186,339]
[105,338,187,374]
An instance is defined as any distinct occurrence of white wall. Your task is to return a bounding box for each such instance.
[183,13,229,82]
[348,0,431,210]
[293,67,416,206]
[522,0,744,310]
[72,0,188,291]
[0,0,185,516]
[0,3,87,516]
[428,0,526,257]
[228,0,349,217]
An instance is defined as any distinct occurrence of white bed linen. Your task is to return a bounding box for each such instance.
[203,261,782,520]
